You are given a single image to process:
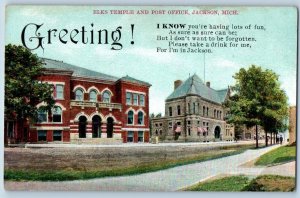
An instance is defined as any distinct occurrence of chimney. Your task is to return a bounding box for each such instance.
[206,81,210,87]
[174,80,182,90]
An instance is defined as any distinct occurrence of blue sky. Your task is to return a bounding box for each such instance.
[5,6,297,115]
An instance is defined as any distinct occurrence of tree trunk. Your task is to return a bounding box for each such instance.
[271,132,273,145]
[265,132,268,147]
[255,124,258,148]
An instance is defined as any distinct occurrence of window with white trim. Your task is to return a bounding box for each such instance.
[126,92,132,105]
[37,108,47,123]
[127,131,134,142]
[52,106,62,123]
[55,84,64,99]
[133,94,138,105]
[138,131,144,142]
[75,89,84,101]
[137,111,144,125]
[102,91,111,103]
[53,130,62,141]
[139,94,145,106]
[89,90,97,102]
[127,110,134,124]
[38,130,47,141]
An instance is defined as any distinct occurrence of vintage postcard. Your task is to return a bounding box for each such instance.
[4,6,297,191]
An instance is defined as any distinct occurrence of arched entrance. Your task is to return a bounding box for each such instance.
[214,126,221,139]
[106,117,114,138]
[78,116,87,138]
[92,115,102,138]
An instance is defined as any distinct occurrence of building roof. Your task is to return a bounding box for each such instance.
[42,58,151,86]
[119,75,152,87]
[166,74,229,104]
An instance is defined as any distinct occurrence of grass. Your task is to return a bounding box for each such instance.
[255,145,296,166]
[185,176,250,191]
[5,144,255,181]
[184,175,295,192]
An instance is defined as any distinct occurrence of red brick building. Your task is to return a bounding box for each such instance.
[5,58,151,144]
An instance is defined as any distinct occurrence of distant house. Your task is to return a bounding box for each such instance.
[4,58,151,144]
[151,74,234,142]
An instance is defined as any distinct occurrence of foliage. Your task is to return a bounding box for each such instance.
[243,175,295,192]
[255,145,296,166]
[5,44,55,121]
[226,65,289,145]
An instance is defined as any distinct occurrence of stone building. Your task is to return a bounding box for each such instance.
[4,58,151,144]
[151,74,234,142]
[289,106,296,144]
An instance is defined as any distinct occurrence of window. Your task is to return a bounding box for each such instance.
[188,128,191,136]
[169,107,172,117]
[53,130,62,141]
[52,106,62,123]
[177,105,181,115]
[7,121,14,138]
[133,94,138,105]
[89,90,97,102]
[206,107,209,116]
[37,108,47,123]
[138,111,144,125]
[138,131,144,142]
[214,109,216,118]
[188,103,190,114]
[102,91,111,103]
[75,89,84,101]
[127,131,134,142]
[38,130,47,141]
[55,84,64,99]
[220,111,222,119]
[127,110,134,124]
[217,111,219,118]
[139,94,145,106]
[159,130,162,135]
[187,120,191,125]
[193,103,196,114]
[168,122,172,128]
[203,106,205,116]
[126,92,132,105]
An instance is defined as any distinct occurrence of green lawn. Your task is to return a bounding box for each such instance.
[184,175,295,192]
[185,176,250,191]
[255,145,296,166]
[5,144,257,181]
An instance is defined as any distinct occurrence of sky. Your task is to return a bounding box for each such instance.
[5,6,297,115]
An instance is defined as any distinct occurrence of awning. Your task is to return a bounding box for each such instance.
[175,126,181,133]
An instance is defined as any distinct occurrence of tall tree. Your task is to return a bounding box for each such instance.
[226,65,288,148]
[5,44,55,140]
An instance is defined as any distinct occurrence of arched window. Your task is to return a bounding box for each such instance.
[177,105,181,115]
[89,90,97,102]
[169,106,172,117]
[37,108,48,123]
[127,110,134,124]
[102,91,111,103]
[138,111,144,125]
[52,106,62,123]
[75,89,84,101]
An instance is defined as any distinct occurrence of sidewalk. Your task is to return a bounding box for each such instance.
[4,144,286,191]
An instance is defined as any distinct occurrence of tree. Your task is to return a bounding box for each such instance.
[226,65,288,148]
[5,44,55,141]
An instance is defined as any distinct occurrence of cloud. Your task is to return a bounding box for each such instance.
[211,58,241,69]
